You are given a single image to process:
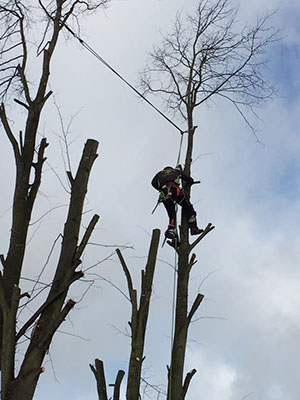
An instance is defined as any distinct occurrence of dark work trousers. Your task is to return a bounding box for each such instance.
[162,186,196,226]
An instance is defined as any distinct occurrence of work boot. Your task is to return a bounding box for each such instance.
[188,215,203,236]
[165,224,176,239]
[190,226,204,235]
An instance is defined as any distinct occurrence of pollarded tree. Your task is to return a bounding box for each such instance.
[140,1,278,399]
[0,1,110,399]
[90,229,161,400]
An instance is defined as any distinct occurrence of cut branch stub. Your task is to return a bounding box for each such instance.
[90,359,109,400]
[183,368,197,398]
[90,358,125,400]
[113,370,125,400]
[187,293,204,325]
[75,214,100,261]
[116,248,137,314]
[189,222,215,251]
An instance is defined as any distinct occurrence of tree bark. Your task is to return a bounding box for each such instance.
[168,114,214,400]
[117,229,160,400]
[3,140,99,400]
[90,359,125,400]
[92,230,160,400]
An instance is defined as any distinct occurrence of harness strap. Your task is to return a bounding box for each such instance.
[164,182,182,197]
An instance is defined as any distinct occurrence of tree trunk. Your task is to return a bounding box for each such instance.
[2,140,99,400]
[168,113,200,400]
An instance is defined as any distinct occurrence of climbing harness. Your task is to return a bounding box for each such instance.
[151,134,185,215]
[152,177,182,214]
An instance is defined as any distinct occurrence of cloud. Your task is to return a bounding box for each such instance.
[1,1,300,399]
[186,351,237,400]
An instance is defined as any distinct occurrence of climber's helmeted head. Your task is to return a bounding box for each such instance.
[163,166,173,170]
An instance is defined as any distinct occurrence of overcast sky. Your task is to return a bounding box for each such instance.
[1,0,300,399]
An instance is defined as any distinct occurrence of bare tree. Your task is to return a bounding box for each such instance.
[0,1,110,399]
[90,229,161,400]
[140,1,278,399]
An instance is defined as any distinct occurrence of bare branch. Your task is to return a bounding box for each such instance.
[140,0,278,131]
[90,359,109,400]
[28,137,49,210]
[183,368,197,398]
[112,370,125,400]
[187,293,204,325]
[13,97,28,109]
[75,214,100,261]
[0,102,20,161]
[116,249,137,313]
[190,222,215,251]
[187,253,197,274]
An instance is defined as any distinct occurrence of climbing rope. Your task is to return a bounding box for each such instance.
[169,209,179,398]
[60,21,186,135]
[170,216,178,347]
[59,22,188,394]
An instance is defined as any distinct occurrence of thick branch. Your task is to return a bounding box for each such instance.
[14,98,29,110]
[187,253,197,274]
[187,293,204,325]
[90,359,109,400]
[16,271,83,342]
[116,249,137,314]
[52,298,76,332]
[113,370,125,400]
[126,229,160,400]
[11,140,98,398]
[190,223,215,251]
[16,64,31,105]
[0,103,20,162]
[28,137,49,209]
[75,214,100,261]
[182,369,197,398]
[140,228,160,310]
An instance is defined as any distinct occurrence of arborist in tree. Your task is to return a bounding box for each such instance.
[151,165,203,239]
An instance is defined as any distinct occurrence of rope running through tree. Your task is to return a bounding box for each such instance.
[61,21,185,396]
[61,22,186,135]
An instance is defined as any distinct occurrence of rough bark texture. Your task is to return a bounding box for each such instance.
[90,359,125,400]
[0,2,108,398]
[167,112,215,400]
[2,140,99,400]
[125,229,160,400]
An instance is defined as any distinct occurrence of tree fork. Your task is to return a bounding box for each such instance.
[4,140,99,400]
[117,229,160,400]
[90,359,125,400]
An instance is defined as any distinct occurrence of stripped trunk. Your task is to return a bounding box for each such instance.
[91,229,160,400]
[1,140,99,400]
[168,112,214,399]
[125,229,160,400]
